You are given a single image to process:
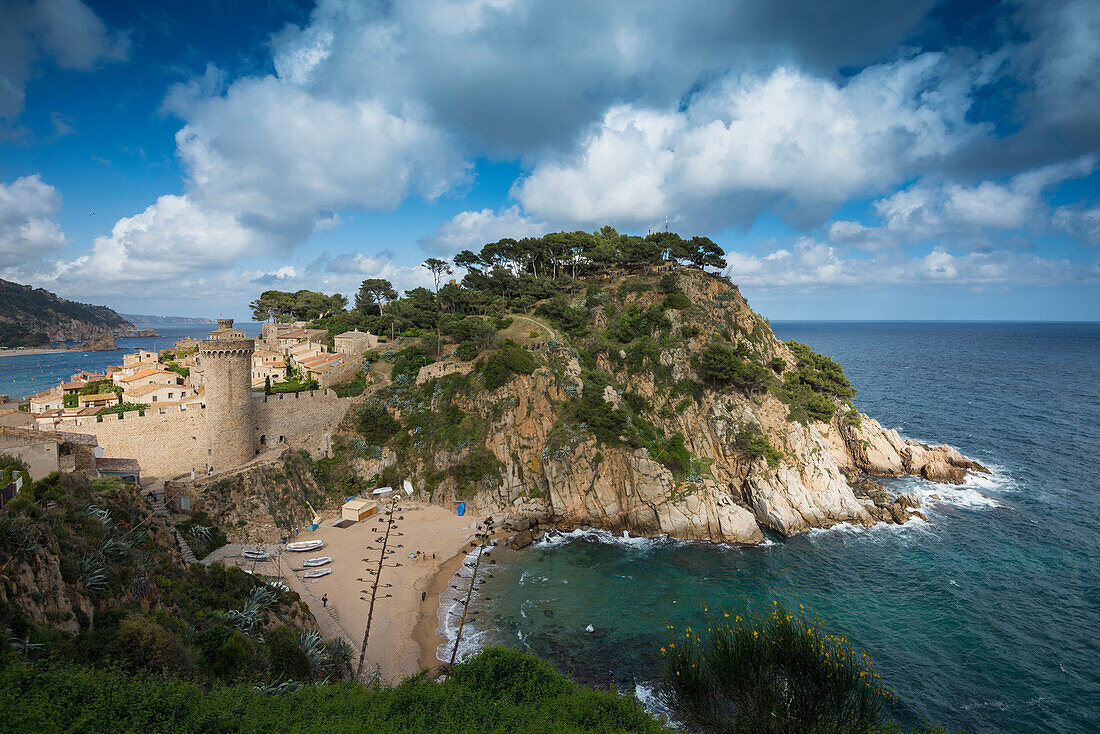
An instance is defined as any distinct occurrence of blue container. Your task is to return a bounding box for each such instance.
[457,501,466,516]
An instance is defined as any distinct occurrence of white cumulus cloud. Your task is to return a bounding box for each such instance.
[418,206,545,256]
[0,174,67,268]
[514,54,987,230]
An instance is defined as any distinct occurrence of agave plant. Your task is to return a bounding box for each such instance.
[249,585,278,610]
[80,555,108,595]
[99,536,131,559]
[189,525,212,544]
[253,674,301,695]
[298,629,328,677]
[9,636,43,660]
[323,637,355,679]
[84,505,113,528]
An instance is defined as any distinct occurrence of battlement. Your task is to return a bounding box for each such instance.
[198,338,255,356]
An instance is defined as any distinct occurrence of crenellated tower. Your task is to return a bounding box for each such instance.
[199,319,254,470]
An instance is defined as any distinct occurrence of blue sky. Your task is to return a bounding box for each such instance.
[0,0,1097,320]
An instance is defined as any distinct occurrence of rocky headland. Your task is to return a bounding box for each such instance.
[190,267,987,548]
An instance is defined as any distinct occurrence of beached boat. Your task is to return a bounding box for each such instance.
[242,550,269,561]
[302,556,331,567]
[286,539,324,552]
[302,568,331,579]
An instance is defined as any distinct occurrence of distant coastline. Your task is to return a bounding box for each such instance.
[121,314,217,326]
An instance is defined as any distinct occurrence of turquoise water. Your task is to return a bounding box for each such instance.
[0,323,261,401]
[452,323,1100,733]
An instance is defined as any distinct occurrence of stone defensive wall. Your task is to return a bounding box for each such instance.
[253,389,354,459]
[64,389,356,479]
[67,405,208,478]
[415,360,475,385]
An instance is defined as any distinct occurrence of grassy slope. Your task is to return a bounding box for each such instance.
[0,647,669,734]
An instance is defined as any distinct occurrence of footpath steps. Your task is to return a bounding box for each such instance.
[148,491,198,564]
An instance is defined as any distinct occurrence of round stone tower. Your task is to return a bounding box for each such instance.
[199,319,255,470]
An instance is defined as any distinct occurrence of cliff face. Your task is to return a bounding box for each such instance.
[0,278,132,345]
[345,268,989,546]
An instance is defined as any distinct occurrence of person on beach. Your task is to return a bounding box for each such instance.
[421,591,426,602]
[322,594,327,608]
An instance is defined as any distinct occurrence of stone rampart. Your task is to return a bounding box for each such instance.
[70,407,209,478]
[43,389,356,479]
[253,389,354,458]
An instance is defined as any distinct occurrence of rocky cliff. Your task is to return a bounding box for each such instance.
[0,277,132,345]
[197,269,987,547]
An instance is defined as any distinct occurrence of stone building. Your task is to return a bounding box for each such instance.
[198,320,255,470]
[333,329,379,355]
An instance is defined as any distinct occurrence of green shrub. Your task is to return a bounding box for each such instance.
[481,347,537,389]
[734,425,783,467]
[455,341,480,361]
[356,404,400,445]
[392,347,435,381]
[697,343,769,393]
[661,292,691,310]
[536,296,590,338]
[769,356,786,372]
[264,625,311,681]
[451,450,503,497]
[332,371,366,397]
[659,604,893,734]
[0,647,668,733]
[97,402,149,417]
[110,617,192,676]
[786,341,856,398]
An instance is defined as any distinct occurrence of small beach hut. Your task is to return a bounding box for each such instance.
[341,498,377,523]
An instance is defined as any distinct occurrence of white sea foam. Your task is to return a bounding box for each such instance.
[435,549,493,664]
[535,527,765,552]
[634,683,679,727]
[807,514,931,540]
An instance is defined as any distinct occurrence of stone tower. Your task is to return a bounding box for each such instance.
[199,319,255,470]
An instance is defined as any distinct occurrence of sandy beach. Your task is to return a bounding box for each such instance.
[279,501,477,683]
[0,347,77,358]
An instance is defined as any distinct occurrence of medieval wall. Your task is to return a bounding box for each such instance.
[68,407,209,478]
[253,390,354,458]
[49,389,355,480]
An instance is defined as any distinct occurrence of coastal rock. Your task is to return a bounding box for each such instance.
[896,492,921,509]
[72,335,118,351]
[510,530,534,549]
[841,414,989,485]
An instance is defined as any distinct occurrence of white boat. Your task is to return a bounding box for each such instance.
[302,556,331,567]
[302,568,331,579]
[286,539,324,552]
[242,550,270,561]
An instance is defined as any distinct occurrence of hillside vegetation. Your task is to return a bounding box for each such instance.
[0,278,131,346]
[0,472,343,688]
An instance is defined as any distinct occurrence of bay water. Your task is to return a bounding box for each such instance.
[0,323,261,401]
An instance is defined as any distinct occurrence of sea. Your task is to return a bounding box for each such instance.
[0,323,262,401]
[438,322,1100,734]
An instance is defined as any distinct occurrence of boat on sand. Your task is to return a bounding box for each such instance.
[286,540,324,552]
[302,568,331,579]
[302,556,331,567]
